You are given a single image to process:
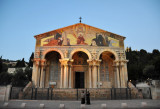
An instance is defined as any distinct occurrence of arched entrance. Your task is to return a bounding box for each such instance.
[72,51,89,88]
[44,51,61,88]
[99,51,116,88]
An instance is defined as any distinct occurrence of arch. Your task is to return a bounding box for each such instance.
[97,49,119,60]
[42,48,64,59]
[69,48,92,60]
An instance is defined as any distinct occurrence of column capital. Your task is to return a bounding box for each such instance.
[34,58,40,66]
[113,60,128,67]
[87,59,101,66]
[113,60,119,67]
[59,58,70,66]
[87,59,92,66]
[41,59,46,67]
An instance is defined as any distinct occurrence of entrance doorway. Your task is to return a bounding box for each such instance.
[75,72,84,88]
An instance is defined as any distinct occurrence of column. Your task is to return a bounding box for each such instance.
[68,60,73,88]
[97,60,101,88]
[45,63,49,88]
[116,66,120,88]
[92,64,97,88]
[89,65,92,88]
[32,64,36,85]
[60,65,64,88]
[87,60,93,88]
[34,58,40,88]
[114,61,120,88]
[40,59,46,88]
[120,62,125,88]
[123,60,128,87]
[92,60,101,88]
[68,65,72,88]
[59,58,69,88]
[63,64,69,88]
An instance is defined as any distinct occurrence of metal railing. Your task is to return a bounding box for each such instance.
[10,87,152,100]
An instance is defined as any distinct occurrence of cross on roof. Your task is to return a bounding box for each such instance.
[79,17,82,23]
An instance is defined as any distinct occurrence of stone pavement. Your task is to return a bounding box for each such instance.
[0,99,160,109]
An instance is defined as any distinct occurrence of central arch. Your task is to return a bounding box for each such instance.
[69,48,92,60]
[72,51,89,88]
[70,49,91,88]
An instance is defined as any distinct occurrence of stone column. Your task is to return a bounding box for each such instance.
[64,64,69,88]
[60,65,64,88]
[92,60,101,88]
[34,58,40,88]
[120,62,125,88]
[92,64,97,88]
[40,59,46,88]
[87,60,93,88]
[59,58,69,88]
[97,64,100,88]
[68,60,73,88]
[45,63,49,88]
[122,60,129,87]
[89,66,92,88]
[113,61,120,88]
[116,66,120,88]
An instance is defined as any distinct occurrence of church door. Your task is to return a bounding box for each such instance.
[75,72,84,88]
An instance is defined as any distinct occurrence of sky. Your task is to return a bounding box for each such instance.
[0,0,160,62]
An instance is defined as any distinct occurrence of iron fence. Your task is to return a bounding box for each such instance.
[10,87,152,100]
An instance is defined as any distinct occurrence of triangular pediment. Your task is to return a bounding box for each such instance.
[35,23,125,48]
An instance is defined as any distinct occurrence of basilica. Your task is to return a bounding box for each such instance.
[32,22,128,89]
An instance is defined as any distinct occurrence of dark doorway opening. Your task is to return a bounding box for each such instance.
[75,72,84,88]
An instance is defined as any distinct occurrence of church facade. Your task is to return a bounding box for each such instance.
[32,23,128,89]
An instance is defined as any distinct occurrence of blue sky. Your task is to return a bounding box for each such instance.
[0,0,160,61]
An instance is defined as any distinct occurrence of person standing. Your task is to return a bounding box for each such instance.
[86,91,91,105]
[81,91,85,104]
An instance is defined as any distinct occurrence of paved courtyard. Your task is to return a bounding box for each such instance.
[0,99,160,109]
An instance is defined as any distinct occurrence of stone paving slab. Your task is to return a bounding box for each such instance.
[0,99,160,109]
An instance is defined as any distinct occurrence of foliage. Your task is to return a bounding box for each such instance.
[0,57,2,73]
[0,54,33,86]
[0,72,13,85]
[0,57,8,73]
[28,52,34,67]
[11,69,28,87]
[126,48,160,81]
[24,67,32,81]
[143,65,155,78]
[15,58,26,68]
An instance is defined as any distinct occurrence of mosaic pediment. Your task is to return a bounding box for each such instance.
[35,23,125,48]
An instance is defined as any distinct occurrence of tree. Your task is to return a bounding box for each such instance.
[152,49,160,56]
[0,57,2,73]
[154,56,160,79]
[24,67,32,81]
[143,65,155,79]
[0,72,12,85]
[12,69,27,87]
[15,58,26,68]
[28,52,34,67]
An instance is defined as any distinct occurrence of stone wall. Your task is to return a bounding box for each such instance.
[0,86,6,101]
[0,85,12,101]
[151,80,160,99]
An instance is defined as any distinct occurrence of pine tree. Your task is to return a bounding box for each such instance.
[28,52,34,67]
